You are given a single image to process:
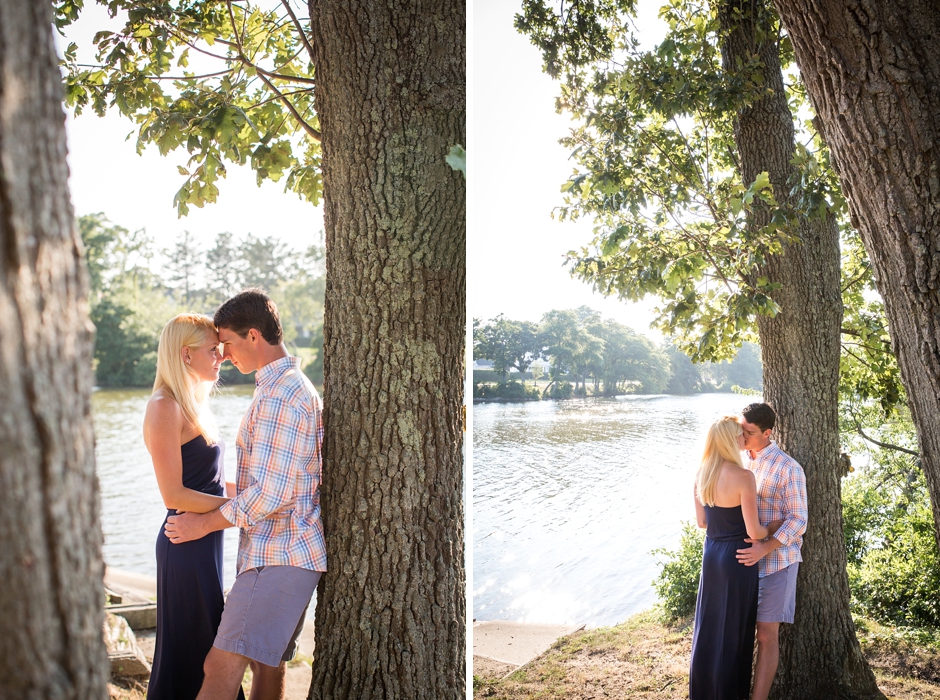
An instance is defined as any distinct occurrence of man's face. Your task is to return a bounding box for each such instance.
[740,416,772,453]
[218,327,257,374]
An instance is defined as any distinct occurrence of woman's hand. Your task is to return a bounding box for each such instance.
[767,519,784,537]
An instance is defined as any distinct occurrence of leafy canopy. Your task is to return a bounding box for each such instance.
[516,0,901,420]
[57,0,322,215]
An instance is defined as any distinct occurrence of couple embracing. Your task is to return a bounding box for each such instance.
[142,289,324,700]
[689,403,808,700]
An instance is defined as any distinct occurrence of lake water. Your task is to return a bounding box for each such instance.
[93,384,256,590]
[472,393,757,628]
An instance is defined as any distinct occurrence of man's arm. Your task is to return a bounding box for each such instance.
[736,461,808,566]
[165,508,234,543]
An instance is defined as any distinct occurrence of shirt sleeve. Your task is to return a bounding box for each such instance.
[219,397,308,529]
[774,460,808,547]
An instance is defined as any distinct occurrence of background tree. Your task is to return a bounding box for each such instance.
[205,230,242,305]
[79,214,178,386]
[164,229,204,305]
[0,0,108,696]
[276,241,326,381]
[587,317,670,394]
[539,307,605,396]
[239,232,288,292]
[665,345,703,395]
[517,0,883,695]
[474,314,542,380]
[771,0,940,561]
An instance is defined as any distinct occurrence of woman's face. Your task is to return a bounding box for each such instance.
[735,429,746,451]
[186,331,223,383]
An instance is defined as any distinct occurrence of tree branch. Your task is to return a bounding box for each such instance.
[256,70,321,141]
[254,65,316,86]
[854,422,919,457]
[280,0,315,62]
[225,0,319,140]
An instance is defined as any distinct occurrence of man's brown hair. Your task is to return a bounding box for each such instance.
[214,288,283,345]
[742,402,776,433]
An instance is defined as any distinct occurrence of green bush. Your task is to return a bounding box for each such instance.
[651,521,704,621]
[473,381,540,400]
[547,381,573,399]
[848,474,940,627]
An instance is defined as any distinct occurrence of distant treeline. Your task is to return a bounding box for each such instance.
[473,307,762,399]
[81,213,324,388]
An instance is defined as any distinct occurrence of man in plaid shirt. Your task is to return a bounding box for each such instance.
[735,402,807,700]
[166,289,325,700]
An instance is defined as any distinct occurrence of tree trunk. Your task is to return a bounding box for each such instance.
[718,2,883,697]
[772,0,940,560]
[307,1,466,698]
[0,1,108,698]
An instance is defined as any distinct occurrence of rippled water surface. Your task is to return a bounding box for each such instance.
[473,393,753,627]
[93,385,256,589]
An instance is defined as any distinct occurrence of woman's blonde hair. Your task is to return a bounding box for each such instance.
[695,416,744,506]
[153,313,219,444]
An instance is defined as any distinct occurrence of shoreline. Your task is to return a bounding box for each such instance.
[472,611,940,699]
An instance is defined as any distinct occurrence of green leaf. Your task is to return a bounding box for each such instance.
[445,144,466,178]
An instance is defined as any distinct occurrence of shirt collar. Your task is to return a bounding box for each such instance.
[749,439,778,461]
[255,355,300,388]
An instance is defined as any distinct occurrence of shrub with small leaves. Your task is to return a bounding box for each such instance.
[651,521,704,621]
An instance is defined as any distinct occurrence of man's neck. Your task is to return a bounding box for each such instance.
[256,343,290,371]
[748,440,772,460]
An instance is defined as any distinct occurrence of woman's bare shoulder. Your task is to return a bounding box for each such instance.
[144,391,182,430]
[723,461,755,483]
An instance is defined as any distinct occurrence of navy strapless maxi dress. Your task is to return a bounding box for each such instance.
[689,505,759,700]
[147,436,245,700]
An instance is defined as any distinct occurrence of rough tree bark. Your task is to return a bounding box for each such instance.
[718,1,883,697]
[772,0,940,558]
[0,1,108,698]
[307,1,466,699]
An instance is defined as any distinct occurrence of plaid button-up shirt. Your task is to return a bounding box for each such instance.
[746,441,807,578]
[219,356,327,573]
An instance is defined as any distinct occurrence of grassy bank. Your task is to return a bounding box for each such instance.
[473,611,940,699]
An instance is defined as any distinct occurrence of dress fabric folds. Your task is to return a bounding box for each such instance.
[689,504,759,700]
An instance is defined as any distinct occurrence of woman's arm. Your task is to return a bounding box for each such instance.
[144,397,230,513]
[694,484,707,529]
[226,481,238,498]
[739,471,769,541]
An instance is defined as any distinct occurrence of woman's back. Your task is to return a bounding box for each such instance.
[710,461,749,507]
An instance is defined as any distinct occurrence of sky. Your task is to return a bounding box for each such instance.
[470,0,665,337]
[61,4,324,267]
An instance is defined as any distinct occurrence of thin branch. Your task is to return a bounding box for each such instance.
[226,0,322,143]
[73,63,233,81]
[246,86,314,110]
[164,27,234,62]
[855,422,919,457]
[256,70,321,141]
[254,65,316,85]
[280,0,315,62]
[841,268,872,294]
[175,25,237,49]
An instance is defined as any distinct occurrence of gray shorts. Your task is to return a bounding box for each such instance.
[214,565,321,667]
[757,562,799,624]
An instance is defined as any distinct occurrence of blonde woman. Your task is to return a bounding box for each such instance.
[142,314,244,700]
[688,416,781,700]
